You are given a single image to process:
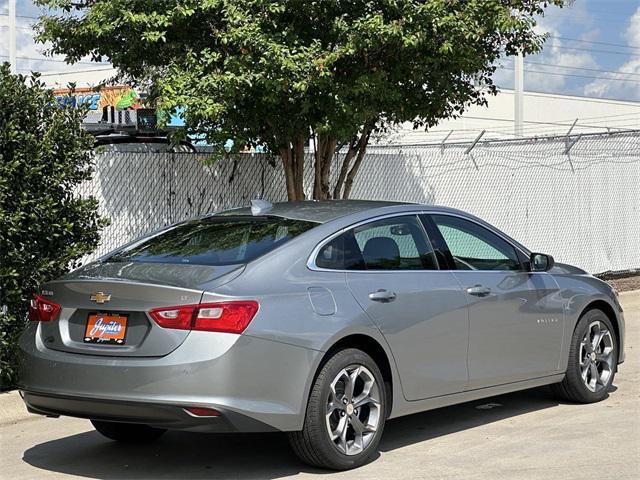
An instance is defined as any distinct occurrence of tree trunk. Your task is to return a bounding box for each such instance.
[279,135,308,201]
[313,135,325,200]
[333,124,372,199]
[279,146,297,200]
[293,134,306,200]
[342,128,371,199]
[313,134,337,200]
[279,124,372,201]
[333,138,358,199]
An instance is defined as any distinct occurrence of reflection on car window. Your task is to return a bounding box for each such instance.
[431,215,521,271]
[316,216,439,271]
[107,216,317,266]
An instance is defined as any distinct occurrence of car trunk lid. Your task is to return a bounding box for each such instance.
[37,262,243,357]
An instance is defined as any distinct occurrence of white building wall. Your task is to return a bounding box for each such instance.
[391,89,640,144]
[40,67,117,89]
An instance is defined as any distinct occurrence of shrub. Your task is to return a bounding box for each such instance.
[0,63,107,389]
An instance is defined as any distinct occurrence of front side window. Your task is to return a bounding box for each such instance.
[315,215,438,271]
[107,216,317,266]
[431,215,521,271]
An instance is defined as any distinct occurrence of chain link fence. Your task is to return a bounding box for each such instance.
[78,130,640,274]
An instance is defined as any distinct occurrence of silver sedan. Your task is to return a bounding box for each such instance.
[19,200,625,470]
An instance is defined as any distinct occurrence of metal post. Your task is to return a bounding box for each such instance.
[514,51,524,136]
[440,130,453,154]
[563,118,580,172]
[8,0,17,74]
[465,130,485,170]
[565,118,578,138]
[465,130,485,155]
[564,118,580,156]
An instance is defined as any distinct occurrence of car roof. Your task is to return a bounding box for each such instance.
[214,200,532,255]
[215,200,410,223]
[214,200,477,224]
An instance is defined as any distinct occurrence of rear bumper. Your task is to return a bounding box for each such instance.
[21,390,275,432]
[18,323,321,432]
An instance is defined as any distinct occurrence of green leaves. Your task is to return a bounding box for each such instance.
[0,63,108,389]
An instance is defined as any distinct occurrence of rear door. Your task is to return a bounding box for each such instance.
[336,214,469,401]
[427,214,564,389]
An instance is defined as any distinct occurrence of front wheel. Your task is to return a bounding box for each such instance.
[91,420,167,443]
[552,309,618,403]
[288,348,386,470]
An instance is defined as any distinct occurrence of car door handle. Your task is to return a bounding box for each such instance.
[466,285,491,297]
[368,289,397,303]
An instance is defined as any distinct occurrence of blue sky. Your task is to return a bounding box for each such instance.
[1,0,640,101]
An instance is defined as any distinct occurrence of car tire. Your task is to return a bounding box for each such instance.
[91,420,167,443]
[288,348,387,470]
[552,309,618,403]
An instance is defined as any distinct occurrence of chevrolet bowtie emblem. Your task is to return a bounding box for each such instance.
[90,292,111,304]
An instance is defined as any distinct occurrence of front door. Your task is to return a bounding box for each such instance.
[428,214,564,389]
[340,215,469,401]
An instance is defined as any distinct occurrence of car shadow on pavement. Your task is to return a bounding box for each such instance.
[379,386,562,453]
[22,386,564,479]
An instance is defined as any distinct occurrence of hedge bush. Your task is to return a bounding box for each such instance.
[0,63,107,389]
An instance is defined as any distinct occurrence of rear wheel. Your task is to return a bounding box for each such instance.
[91,420,166,443]
[553,309,618,403]
[288,348,386,470]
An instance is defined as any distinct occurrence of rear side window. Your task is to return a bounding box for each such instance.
[315,215,438,271]
[315,231,366,270]
[107,216,317,266]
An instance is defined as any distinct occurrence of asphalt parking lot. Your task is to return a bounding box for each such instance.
[1,291,638,480]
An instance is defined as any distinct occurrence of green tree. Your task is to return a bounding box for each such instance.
[0,64,108,388]
[36,0,561,200]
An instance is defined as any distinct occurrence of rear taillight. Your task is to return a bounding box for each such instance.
[149,301,259,334]
[28,294,61,322]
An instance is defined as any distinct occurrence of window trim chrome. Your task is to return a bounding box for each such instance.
[306,210,532,273]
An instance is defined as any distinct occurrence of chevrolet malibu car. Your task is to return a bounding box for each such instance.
[19,200,625,470]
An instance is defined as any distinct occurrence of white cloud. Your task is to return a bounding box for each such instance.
[485,3,598,95]
[583,7,640,101]
[583,81,609,97]
[625,7,640,46]
[523,13,599,94]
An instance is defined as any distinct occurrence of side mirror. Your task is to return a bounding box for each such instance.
[530,253,555,272]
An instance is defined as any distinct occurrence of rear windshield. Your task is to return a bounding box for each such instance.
[106,216,318,266]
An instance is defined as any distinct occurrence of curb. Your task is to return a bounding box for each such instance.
[619,289,640,296]
[0,390,32,426]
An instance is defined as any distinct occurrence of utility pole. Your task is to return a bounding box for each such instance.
[514,51,524,136]
[8,0,17,74]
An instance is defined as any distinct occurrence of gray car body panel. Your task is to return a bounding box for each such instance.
[346,268,470,400]
[18,201,625,432]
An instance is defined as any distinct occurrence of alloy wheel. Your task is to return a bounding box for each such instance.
[579,320,615,393]
[325,364,382,456]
